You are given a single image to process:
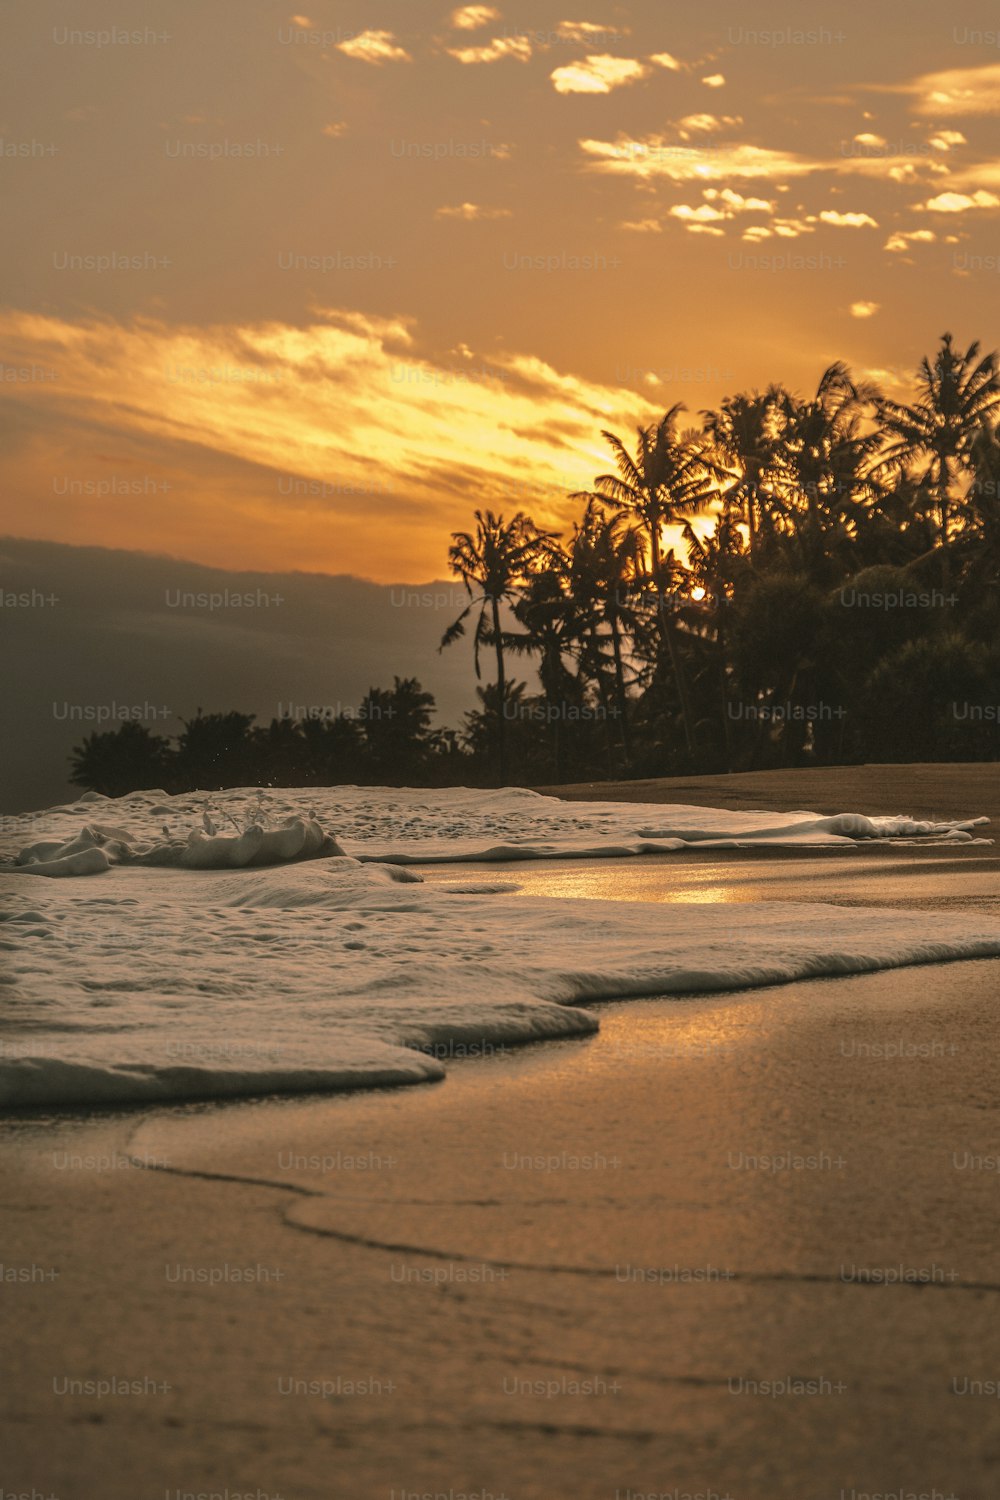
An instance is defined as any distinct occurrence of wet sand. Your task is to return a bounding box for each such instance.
[540,759,1000,827]
[4,765,1000,1498]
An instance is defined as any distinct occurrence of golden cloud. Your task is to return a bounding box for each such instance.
[450,4,501,28]
[819,210,879,227]
[556,20,630,43]
[705,188,773,212]
[676,113,743,137]
[580,136,814,181]
[919,190,1000,213]
[551,55,649,93]
[905,63,1000,115]
[448,35,531,62]
[669,203,726,222]
[884,228,936,250]
[336,30,412,63]
[0,310,655,578]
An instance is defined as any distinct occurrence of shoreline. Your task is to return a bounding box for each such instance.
[6,766,1000,1495]
[6,958,1000,1497]
[540,760,1000,827]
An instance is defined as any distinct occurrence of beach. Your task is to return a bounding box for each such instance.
[4,764,1000,1498]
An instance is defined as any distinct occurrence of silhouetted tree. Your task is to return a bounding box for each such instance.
[69,722,172,797]
[174,710,258,791]
[874,334,1000,587]
[66,335,1000,796]
[441,510,556,781]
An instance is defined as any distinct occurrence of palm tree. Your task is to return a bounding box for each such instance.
[175,710,258,792]
[360,676,437,781]
[781,363,881,572]
[592,411,723,759]
[460,680,529,769]
[569,499,643,768]
[682,514,746,765]
[702,386,794,561]
[69,721,173,796]
[874,333,1000,587]
[963,417,1000,596]
[497,547,583,781]
[594,407,723,570]
[440,510,556,780]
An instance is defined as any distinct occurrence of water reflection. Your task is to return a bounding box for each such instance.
[426,852,1000,913]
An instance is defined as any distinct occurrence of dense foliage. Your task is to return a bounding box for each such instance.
[70,334,1000,794]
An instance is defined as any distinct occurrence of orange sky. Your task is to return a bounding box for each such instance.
[2,0,1000,580]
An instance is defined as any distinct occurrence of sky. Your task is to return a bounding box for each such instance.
[2,0,1000,583]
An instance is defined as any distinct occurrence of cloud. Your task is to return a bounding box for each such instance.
[336,30,411,63]
[650,51,682,70]
[321,122,349,138]
[0,308,655,582]
[884,228,936,251]
[619,218,662,232]
[435,202,512,219]
[919,190,1000,213]
[929,129,967,150]
[850,301,880,318]
[580,127,976,199]
[551,54,650,93]
[580,136,814,181]
[742,217,814,241]
[676,113,743,137]
[556,20,629,43]
[665,187,777,237]
[448,35,531,62]
[669,203,726,222]
[904,63,1000,116]
[701,73,726,88]
[819,210,879,228]
[450,4,501,28]
[704,188,773,212]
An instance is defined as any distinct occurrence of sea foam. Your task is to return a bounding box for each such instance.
[1,783,989,876]
[2,786,1000,1107]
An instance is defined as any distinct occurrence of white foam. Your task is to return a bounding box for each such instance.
[1,783,990,875]
[3,844,1000,1108]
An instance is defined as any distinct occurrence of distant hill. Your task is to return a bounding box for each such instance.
[0,536,478,812]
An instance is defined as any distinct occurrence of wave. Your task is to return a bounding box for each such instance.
[2,784,990,877]
[3,843,1000,1108]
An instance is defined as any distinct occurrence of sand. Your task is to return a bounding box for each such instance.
[4,764,1000,1499]
[540,759,1000,826]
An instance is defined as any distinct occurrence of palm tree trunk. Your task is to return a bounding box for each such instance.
[650,526,697,762]
[715,605,733,770]
[595,671,616,777]
[609,616,631,769]
[491,597,507,782]
[745,466,759,564]
[543,648,565,783]
[939,457,952,591]
[663,619,697,763]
